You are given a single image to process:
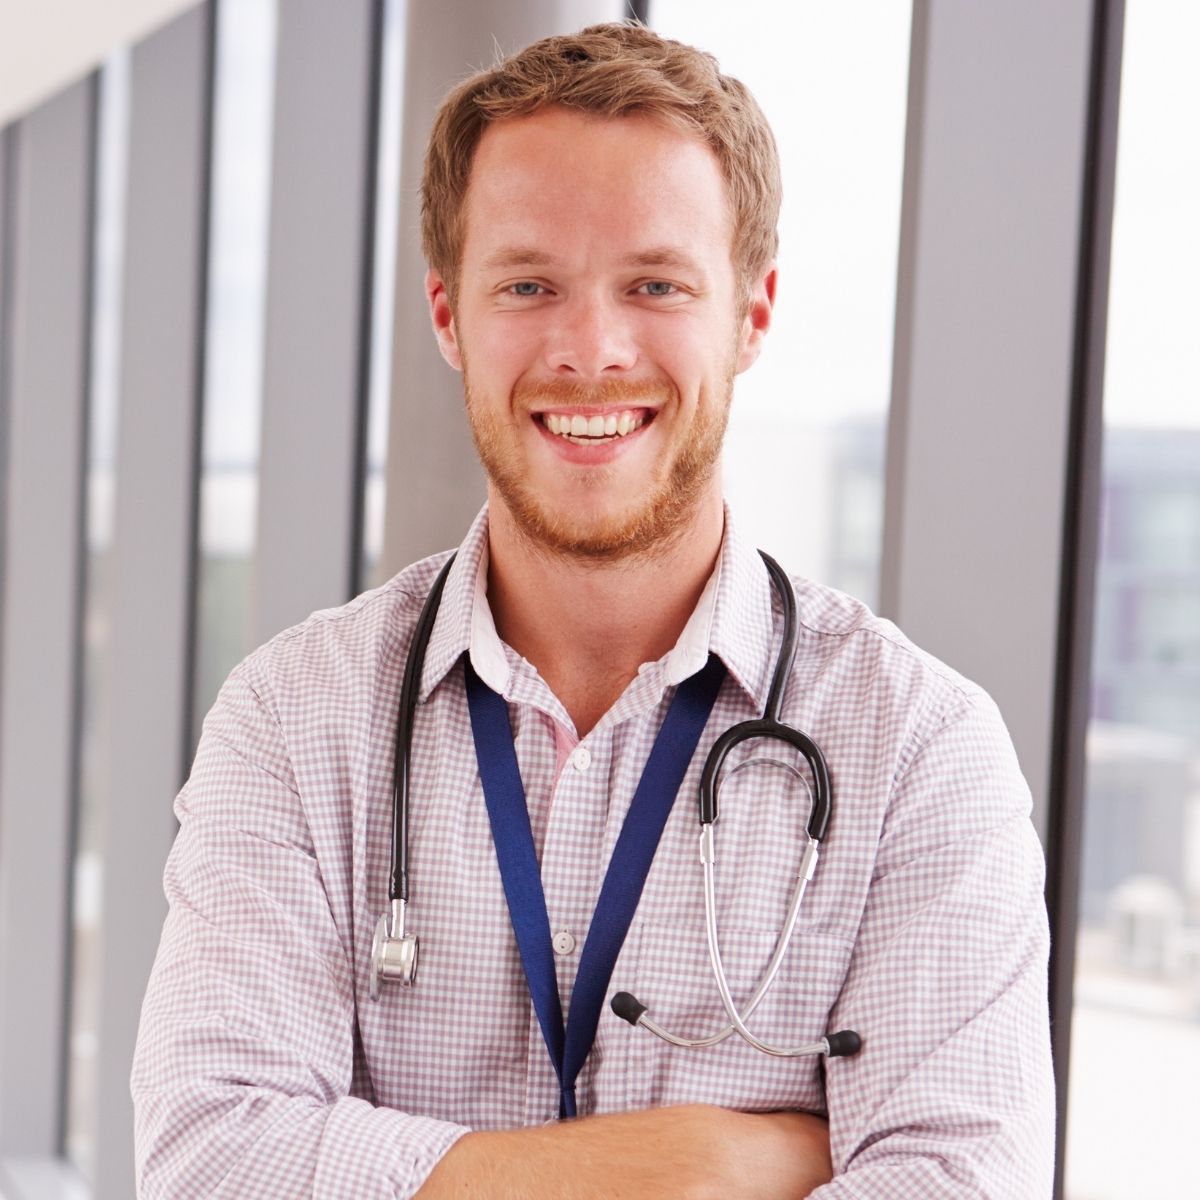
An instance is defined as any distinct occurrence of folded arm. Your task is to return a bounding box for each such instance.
[132,667,467,1198]
[418,1105,832,1199]
[132,666,832,1199]
[811,696,1056,1199]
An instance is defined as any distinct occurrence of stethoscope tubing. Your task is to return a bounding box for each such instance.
[389,553,457,906]
[609,552,859,1059]
[699,832,826,1056]
[378,545,860,1060]
[698,718,831,836]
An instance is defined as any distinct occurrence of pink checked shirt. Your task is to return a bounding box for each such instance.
[132,508,1055,1198]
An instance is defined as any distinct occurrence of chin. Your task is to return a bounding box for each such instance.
[503,479,711,564]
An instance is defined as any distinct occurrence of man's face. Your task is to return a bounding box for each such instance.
[427,107,774,561]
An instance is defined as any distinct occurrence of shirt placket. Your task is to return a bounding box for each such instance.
[521,723,613,1125]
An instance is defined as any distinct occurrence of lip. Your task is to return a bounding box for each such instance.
[530,405,656,419]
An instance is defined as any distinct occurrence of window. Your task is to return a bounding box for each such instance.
[192,0,278,742]
[65,50,129,1185]
[1064,5,1200,1196]
[648,2,912,605]
[361,0,405,589]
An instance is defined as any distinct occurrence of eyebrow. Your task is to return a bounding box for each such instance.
[479,247,559,272]
[624,247,707,274]
[478,245,708,275]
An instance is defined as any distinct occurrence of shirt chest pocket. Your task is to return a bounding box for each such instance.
[619,921,852,1115]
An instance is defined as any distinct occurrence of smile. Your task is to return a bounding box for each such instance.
[538,409,650,444]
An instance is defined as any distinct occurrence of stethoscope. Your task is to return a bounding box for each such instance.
[370,550,861,1062]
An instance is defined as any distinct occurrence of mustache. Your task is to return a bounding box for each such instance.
[513,378,674,409]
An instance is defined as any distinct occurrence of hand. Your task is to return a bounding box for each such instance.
[416,1104,832,1199]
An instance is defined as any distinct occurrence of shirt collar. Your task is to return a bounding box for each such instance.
[418,503,777,712]
[416,506,492,701]
[706,506,776,712]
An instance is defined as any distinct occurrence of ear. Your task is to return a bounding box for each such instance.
[734,264,777,375]
[426,268,463,371]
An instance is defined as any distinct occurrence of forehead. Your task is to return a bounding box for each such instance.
[461,107,734,270]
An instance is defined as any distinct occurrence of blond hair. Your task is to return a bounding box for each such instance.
[421,22,781,300]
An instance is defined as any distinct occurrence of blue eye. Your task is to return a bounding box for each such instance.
[510,281,543,296]
[640,281,677,297]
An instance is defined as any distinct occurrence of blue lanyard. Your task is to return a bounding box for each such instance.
[465,655,726,1119]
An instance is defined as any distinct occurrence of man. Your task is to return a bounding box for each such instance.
[132,23,1054,1198]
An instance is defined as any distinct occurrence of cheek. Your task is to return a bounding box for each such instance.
[461,317,542,386]
[644,321,736,396]
[638,318,700,369]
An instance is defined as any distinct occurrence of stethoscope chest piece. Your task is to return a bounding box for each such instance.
[370,899,419,999]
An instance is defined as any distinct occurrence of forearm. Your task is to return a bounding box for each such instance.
[416,1105,832,1200]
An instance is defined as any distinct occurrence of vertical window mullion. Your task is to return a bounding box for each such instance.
[0,76,98,1161]
[1044,2,1125,1196]
[252,0,382,641]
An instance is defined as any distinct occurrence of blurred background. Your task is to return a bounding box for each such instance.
[0,1,1195,1197]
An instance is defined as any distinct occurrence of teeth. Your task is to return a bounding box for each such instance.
[540,409,647,443]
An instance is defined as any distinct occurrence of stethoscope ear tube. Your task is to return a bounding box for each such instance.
[609,827,861,1059]
[610,991,861,1059]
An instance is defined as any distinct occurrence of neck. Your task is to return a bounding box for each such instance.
[485,494,725,737]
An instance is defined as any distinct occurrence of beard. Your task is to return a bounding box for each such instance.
[463,363,734,564]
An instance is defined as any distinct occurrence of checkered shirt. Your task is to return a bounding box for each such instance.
[131,506,1055,1198]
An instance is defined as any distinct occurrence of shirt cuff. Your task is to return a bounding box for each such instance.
[313,1096,470,1199]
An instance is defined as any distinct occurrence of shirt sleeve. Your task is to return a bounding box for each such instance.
[130,664,468,1199]
[811,692,1056,1200]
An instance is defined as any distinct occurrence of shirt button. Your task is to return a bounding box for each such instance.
[571,746,591,772]
[552,930,577,956]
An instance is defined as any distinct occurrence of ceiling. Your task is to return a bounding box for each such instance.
[0,0,201,127]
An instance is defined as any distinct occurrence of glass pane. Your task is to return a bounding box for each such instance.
[192,0,278,745]
[1064,5,1200,1198]
[66,50,130,1184]
[362,0,406,589]
[648,1,912,606]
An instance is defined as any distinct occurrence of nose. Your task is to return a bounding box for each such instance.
[543,292,638,377]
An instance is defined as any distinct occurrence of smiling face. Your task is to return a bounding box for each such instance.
[427,107,775,562]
